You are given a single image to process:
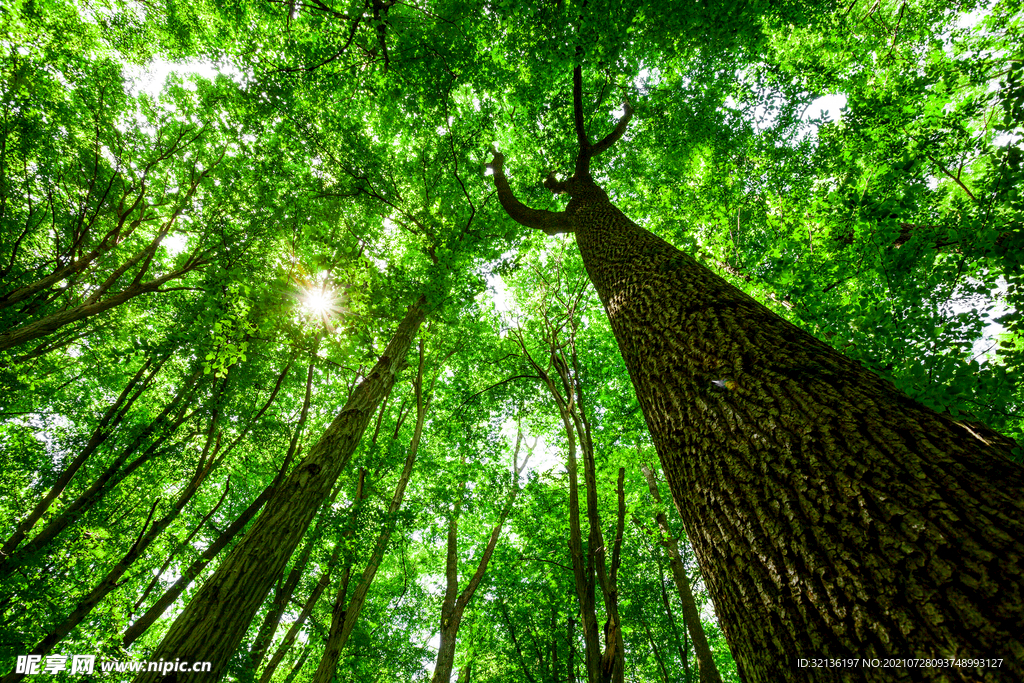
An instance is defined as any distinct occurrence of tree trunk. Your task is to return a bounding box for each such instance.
[490,65,1024,682]
[0,365,207,580]
[2,414,225,683]
[132,297,426,683]
[570,180,1024,681]
[257,470,366,683]
[430,433,528,683]
[640,465,722,683]
[122,444,296,647]
[309,337,430,683]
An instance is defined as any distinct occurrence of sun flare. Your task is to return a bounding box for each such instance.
[301,288,336,316]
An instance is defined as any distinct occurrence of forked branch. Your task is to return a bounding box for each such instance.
[572,65,634,177]
[486,149,573,235]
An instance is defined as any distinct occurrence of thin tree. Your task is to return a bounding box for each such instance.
[489,64,1024,681]
[430,430,532,683]
[638,463,722,683]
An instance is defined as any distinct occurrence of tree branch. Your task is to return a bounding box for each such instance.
[486,150,573,235]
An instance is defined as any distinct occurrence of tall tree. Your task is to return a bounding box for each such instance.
[430,429,531,683]
[133,297,427,682]
[488,64,1024,682]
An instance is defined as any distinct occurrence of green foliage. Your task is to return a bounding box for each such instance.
[1,0,1020,680]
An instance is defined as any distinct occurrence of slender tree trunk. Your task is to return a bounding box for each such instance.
[653,550,689,682]
[515,315,624,683]
[132,298,426,683]
[0,366,206,580]
[2,414,225,683]
[310,339,430,683]
[430,433,529,683]
[281,647,310,683]
[499,601,539,683]
[567,615,576,683]
[513,328,603,682]
[0,350,167,560]
[640,465,722,683]
[640,611,670,683]
[122,445,296,647]
[491,65,1024,682]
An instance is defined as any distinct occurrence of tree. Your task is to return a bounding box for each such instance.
[4,1,1022,681]
[133,298,426,682]
[488,64,1024,681]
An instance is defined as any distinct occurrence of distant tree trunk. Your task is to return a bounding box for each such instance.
[132,297,426,683]
[640,464,722,683]
[0,365,207,580]
[654,552,689,682]
[122,444,296,647]
[498,601,539,683]
[309,338,431,683]
[491,65,1024,683]
[430,432,529,683]
[2,410,226,683]
[0,349,168,561]
[513,305,625,683]
[640,611,670,683]
[567,615,576,683]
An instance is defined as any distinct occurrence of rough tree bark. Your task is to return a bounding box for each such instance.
[132,297,426,683]
[310,337,432,683]
[489,64,1024,682]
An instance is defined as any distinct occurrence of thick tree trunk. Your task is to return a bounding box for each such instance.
[568,185,1024,681]
[490,73,1024,677]
[257,471,366,683]
[132,298,426,683]
[640,465,722,683]
[122,445,296,647]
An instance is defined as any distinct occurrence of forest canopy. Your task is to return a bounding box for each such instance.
[1,0,1022,681]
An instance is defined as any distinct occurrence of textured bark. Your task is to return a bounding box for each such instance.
[248,357,319,672]
[257,470,366,683]
[121,446,296,647]
[491,68,1024,682]
[132,298,426,683]
[641,465,722,683]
